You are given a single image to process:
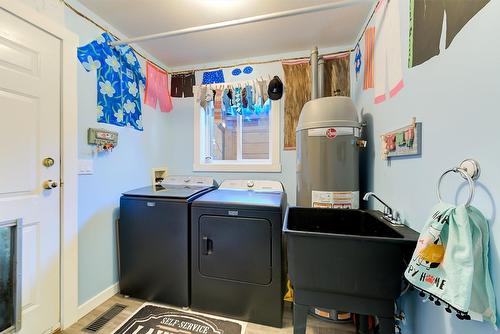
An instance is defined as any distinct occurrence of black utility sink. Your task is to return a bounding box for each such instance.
[283,207,419,334]
[287,207,405,239]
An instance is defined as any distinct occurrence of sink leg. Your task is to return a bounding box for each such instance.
[357,314,369,334]
[293,302,308,334]
[378,316,395,334]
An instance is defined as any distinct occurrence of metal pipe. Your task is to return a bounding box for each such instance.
[310,47,318,100]
[109,0,369,46]
[318,57,325,98]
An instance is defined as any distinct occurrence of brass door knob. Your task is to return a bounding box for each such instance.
[43,180,58,190]
[43,157,55,167]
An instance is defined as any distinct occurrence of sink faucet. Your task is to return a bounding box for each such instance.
[363,192,402,226]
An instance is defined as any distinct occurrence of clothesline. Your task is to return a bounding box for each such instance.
[354,0,378,47]
[171,50,352,75]
[196,77,271,89]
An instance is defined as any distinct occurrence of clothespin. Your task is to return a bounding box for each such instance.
[381,134,389,160]
[410,117,416,129]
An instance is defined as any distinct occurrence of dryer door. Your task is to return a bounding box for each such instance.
[199,215,271,285]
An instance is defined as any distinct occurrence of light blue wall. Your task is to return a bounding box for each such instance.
[59,3,170,305]
[352,1,499,333]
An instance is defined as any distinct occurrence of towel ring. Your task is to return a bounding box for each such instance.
[436,164,478,206]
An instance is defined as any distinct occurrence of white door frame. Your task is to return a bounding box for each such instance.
[0,0,79,329]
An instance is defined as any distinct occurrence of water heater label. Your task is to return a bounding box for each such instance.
[311,191,360,209]
[307,127,355,137]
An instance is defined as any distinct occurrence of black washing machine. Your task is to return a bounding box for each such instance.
[191,180,286,327]
[119,176,216,307]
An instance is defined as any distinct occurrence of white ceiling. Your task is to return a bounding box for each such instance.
[77,0,374,67]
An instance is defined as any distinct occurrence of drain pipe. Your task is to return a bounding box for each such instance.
[310,47,318,100]
[318,57,325,98]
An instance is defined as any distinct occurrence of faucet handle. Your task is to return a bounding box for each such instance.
[393,210,400,221]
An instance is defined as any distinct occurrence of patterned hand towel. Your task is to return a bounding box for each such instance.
[404,202,496,327]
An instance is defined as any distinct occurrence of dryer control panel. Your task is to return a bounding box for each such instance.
[219,180,283,192]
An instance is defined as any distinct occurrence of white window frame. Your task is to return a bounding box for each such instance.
[193,85,281,172]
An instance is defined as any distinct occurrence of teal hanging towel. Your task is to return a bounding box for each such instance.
[404,202,497,327]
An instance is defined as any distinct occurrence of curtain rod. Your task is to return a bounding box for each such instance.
[109,0,371,47]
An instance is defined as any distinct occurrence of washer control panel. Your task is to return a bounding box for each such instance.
[163,176,216,187]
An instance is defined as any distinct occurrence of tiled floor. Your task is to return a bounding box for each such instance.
[62,294,356,334]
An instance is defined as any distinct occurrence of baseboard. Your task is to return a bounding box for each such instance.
[77,282,119,319]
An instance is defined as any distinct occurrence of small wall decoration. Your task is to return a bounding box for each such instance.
[380,118,422,160]
[88,128,118,153]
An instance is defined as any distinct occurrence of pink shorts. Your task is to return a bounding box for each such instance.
[144,62,173,112]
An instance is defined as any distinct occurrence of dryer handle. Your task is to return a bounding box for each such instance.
[202,236,213,255]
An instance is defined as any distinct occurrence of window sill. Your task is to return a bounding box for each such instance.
[193,162,282,173]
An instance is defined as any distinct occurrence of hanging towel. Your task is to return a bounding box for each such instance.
[409,0,490,67]
[245,85,254,112]
[202,69,225,84]
[214,89,223,121]
[404,202,497,327]
[374,0,404,104]
[171,72,195,98]
[363,26,375,90]
[354,44,362,80]
[233,87,242,115]
[144,62,172,112]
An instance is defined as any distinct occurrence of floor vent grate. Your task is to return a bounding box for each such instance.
[84,303,127,332]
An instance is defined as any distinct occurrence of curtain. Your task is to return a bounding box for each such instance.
[324,53,350,97]
[282,53,350,150]
[282,61,311,150]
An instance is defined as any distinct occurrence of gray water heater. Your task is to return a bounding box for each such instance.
[296,96,361,208]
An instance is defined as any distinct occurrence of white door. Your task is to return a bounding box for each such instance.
[0,8,61,334]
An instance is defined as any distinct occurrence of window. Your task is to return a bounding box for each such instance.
[193,85,281,172]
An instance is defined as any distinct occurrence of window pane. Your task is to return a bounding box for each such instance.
[205,101,237,161]
[242,99,270,160]
[202,89,272,164]
[0,224,15,332]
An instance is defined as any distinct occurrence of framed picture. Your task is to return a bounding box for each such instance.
[381,119,422,160]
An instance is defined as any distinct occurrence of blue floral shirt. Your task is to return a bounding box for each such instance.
[77,32,146,131]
